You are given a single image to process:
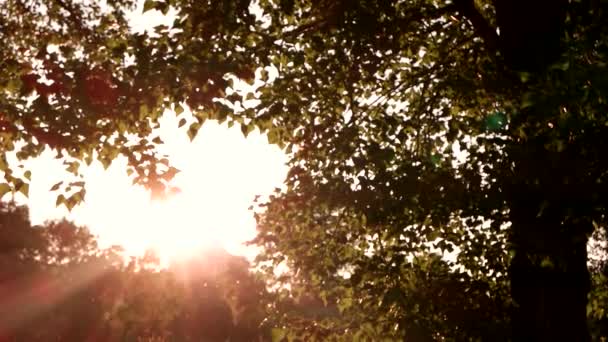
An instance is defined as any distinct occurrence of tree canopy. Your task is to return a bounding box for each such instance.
[2,0,608,340]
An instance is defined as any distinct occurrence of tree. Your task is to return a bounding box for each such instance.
[228,1,604,340]
[0,202,271,341]
[1,0,209,205]
[3,0,608,339]
[168,248,271,341]
[263,252,512,341]
[0,202,124,340]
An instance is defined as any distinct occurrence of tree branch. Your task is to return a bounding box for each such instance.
[453,0,499,55]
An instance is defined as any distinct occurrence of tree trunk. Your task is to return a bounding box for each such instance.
[509,204,591,341]
[504,95,597,340]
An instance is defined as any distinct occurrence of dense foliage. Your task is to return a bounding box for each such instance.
[0,203,606,341]
[239,1,608,339]
[3,0,608,340]
[0,202,270,341]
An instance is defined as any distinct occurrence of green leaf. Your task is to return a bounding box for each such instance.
[521,92,535,109]
[187,122,201,141]
[69,181,86,188]
[56,194,66,206]
[17,182,29,197]
[24,170,31,180]
[73,189,85,203]
[267,129,279,144]
[337,296,352,313]
[65,197,77,211]
[0,183,11,199]
[551,60,570,71]
[139,104,149,119]
[143,0,155,12]
[260,69,269,82]
[152,136,163,144]
[50,181,63,191]
[540,257,554,268]
[66,161,80,174]
[241,123,253,137]
[245,92,256,101]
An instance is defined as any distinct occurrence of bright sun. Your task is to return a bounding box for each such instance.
[7,5,287,263]
[109,191,253,261]
[24,112,288,262]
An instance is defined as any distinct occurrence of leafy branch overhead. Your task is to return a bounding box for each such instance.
[0,0,257,204]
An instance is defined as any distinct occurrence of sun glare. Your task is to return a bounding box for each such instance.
[23,111,288,263]
[12,2,287,264]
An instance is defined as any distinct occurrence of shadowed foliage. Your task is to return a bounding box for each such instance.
[0,202,270,341]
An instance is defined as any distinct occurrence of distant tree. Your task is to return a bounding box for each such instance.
[0,203,271,341]
[168,248,270,341]
[0,202,45,279]
[0,202,123,341]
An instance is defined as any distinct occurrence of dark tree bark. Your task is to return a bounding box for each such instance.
[507,136,594,341]
[509,211,591,341]
[457,0,567,71]
[493,0,567,71]
[485,1,593,339]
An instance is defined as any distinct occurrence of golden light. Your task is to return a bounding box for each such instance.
[24,111,288,263]
[0,2,287,264]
